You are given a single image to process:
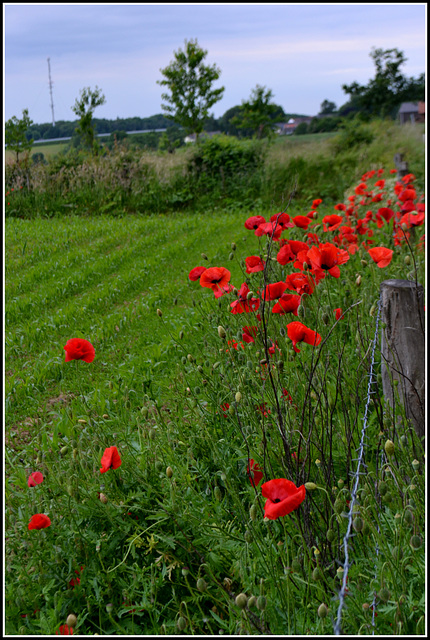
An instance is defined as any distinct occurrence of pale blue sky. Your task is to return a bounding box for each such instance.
[4,3,427,125]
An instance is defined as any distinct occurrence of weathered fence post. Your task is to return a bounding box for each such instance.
[393,153,409,180]
[380,279,425,442]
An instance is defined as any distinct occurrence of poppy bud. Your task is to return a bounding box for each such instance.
[249,504,257,521]
[231,242,236,251]
[315,459,322,468]
[106,603,114,614]
[99,493,108,504]
[228,252,235,261]
[291,558,301,573]
[302,262,308,271]
[218,326,226,339]
[297,305,305,319]
[214,486,222,501]
[312,567,323,581]
[60,446,69,456]
[384,439,395,456]
[235,392,242,403]
[403,509,414,526]
[326,529,336,543]
[305,482,317,491]
[66,614,77,628]
[194,386,201,395]
[244,529,253,543]
[378,588,391,602]
[410,534,422,550]
[378,480,388,496]
[256,596,266,611]
[166,466,173,478]
[318,603,328,618]
[248,595,257,608]
[156,308,162,317]
[352,517,364,532]
[179,330,184,340]
[322,312,330,325]
[177,616,187,631]
[72,448,79,460]
[355,275,362,286]
[411,459,420,470]
[401,222,408,231]
[277,360,284,370]
[235,593,248,610]
[246,291,254,300]
[197,365,204,374]
[334,499,344,514]
[196,578,207,592]
[201,253,208,260]
[404,255,411,265]
[182,566,189,576]
[362,602,370,611]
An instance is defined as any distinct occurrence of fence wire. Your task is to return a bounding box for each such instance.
[333,297,382,635]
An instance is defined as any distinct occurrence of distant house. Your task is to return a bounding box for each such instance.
[276,117,313,135]
[398,102,425,124]
[184,131,222,143]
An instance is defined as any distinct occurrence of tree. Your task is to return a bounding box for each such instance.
[319,100,337,115]
[158,39,224,139]
[5,108,34,163]
[232,85,283,139]
[72,86,106,152]
[342,48,424,118]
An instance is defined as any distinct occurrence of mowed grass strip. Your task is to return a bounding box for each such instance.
[5,209,273,431]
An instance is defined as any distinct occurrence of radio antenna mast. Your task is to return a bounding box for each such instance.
[47,57,55,126]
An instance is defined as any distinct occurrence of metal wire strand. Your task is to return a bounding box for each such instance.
[333,298,382,635]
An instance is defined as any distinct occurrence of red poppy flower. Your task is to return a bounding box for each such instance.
[56,625,73,636]
[355,182,368,195]
[285,272,316,295]
[226,339,244,352]
[270,212,294,229]
[230,283,260,314]
[398,187,416,203]
[306,242,350,278]
[272,293,301,316]
[322,214,343,232]
[242,326,258,344]
[64,338,95,363]
[292,215,311,230]
[256,403,271,416]
[377,207,394,224]
[368,247,393,268]
[401,173,415,184]
[390,168,397,174]
[334,203,346,212]
[28,472,44,487]
[276,243,295,265]
[334,308,344,321]
[189,266,207,281]
[213,283,235,299]
[261,478,306,519]
[247,459,264,486]
[245,256,265,273]
[312,199,322,208]
[200,267,231,292]
[28,514,51,530]
[287,321,322,353]
[260,281,288,301]
[255,221,283,240]
[399,211,425,228]
[100,446,122,473]
[374,179,385,188]
[244,215,266,230]
[220,403,230,417]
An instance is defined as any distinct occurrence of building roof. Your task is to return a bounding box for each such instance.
[398,102,420,114]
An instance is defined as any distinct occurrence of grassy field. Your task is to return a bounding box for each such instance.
[4,137,425,635]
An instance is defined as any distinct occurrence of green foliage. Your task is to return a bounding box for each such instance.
[232,85,281,139]
[71,86,106,153]
[158,38,224,137]
[342,47,425,118]
[331,118,375,153]
[319,100,337,115]
[5,108,34,163]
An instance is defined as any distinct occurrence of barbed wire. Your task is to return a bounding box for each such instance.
[333,297,382,635]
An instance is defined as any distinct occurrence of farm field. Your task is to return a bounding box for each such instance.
[4,129,426,635]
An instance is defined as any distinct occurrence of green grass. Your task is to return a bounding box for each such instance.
[5,159,425,635]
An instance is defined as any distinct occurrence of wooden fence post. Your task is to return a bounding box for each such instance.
[393,153,409,180]
[380,279,425,442]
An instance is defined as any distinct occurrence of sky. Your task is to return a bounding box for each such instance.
[3,3,427,126]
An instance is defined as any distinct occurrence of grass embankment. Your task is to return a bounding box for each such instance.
[4,132,425,635]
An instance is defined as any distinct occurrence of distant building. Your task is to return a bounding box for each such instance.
[184,131,222,143]
[398,101,425,124]
[276,117,313,135]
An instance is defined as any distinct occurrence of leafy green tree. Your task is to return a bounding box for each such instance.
[72,86,106,152]
[232,85,283,139]
[5,108,34,163]
[320,100,337,115]
[342,48,424,118]
[158,39,224,140]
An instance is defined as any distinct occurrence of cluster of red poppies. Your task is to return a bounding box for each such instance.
[189,168,425,520]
